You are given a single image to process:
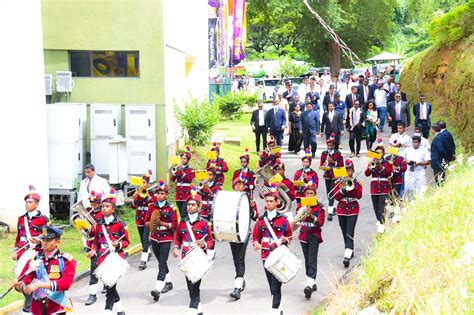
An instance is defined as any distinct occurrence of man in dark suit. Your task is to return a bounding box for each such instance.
[250,101,269,152]
[320,102,344,150]
[322,84,337,112]
[387,92,410,134]
[301,101,320,158]
[357,78,372,105]
[413,94,432,138]
[266,99,287,147]
[430,124,449,186]
[437,120,456,162]
[345,85,362,128]
[388,82,408,102]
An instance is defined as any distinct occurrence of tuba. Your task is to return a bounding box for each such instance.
[254,163,292,213]
[70,201,97,241]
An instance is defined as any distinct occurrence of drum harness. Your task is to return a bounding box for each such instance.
[263,217,288,251]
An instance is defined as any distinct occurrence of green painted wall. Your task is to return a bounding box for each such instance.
[41,0,168,178]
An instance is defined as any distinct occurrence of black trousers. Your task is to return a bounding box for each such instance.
[176,201,188,219]
[229,238,249,278]
[434,168,446,186]
[338,215,358,250]
[371,195,387,223]
[263,263,282,309]
[393,183,403,200]
[349,127,362,154]
[325,178,336,207]
[105,284,120,310]
[366,138,375,152]
[303,133,317,156]
[300,233,320,279]
[22,292,32,312]
[151,241,171,281]
[271,129,284,147]
[255,126,267,152]
[186,278,201,309]
[137,225,150,253]
[89,254,99,285]
[417,120,430,139]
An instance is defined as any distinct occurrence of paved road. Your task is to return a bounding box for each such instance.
[14,131,404,315]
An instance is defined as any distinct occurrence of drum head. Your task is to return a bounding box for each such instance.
[236,193,250,242]
[264,245,287,269]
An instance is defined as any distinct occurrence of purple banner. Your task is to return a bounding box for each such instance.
[232,0,246,64]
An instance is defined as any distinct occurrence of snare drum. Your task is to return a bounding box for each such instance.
[264,245,302,283]
[212,191,251,243]
[95,252,129,287]
[178,246,213,284]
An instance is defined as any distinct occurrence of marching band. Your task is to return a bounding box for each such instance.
[10,132,416,315]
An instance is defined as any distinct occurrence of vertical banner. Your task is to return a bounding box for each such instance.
[219,0,227,67]
[232,0,246,64]
[208,17,218,69]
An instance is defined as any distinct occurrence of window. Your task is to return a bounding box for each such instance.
[69,51,139,77]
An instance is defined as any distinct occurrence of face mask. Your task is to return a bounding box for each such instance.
[414,132,422,137]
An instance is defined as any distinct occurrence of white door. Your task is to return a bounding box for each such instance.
[125,105,155,140]
[90,104,121,139]
[127,140,156,176]
[91,139,110,175]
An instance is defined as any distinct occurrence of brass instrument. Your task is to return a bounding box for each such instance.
[328,171,362,200]
[70,201,97,241]
[128,183,157,198]
[289,206,312,231]
[197,180,209,190]
[149,209,161,234]
[170,165,179,176]
[254,163,292,213]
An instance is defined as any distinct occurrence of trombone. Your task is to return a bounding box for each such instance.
[127,183,157,199]
[327,171,361,200]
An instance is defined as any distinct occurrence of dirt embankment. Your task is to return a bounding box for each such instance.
[400,38,473,150]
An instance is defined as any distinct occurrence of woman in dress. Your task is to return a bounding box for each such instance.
[288,104,303,154]
[363,100,379,150]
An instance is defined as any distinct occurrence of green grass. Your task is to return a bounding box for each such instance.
[0,207,139,309]
[321,157,474,313]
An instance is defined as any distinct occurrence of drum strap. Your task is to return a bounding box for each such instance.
[185,222,197,243]
[263,217,279,242]
[24,216,32,242]
[101,224,115,252]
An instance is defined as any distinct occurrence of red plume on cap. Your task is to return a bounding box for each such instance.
[377,138,383,144]
[240,148,250,160]
[181,146,192,160]
[25,185,41,202]
[186,146,190,151]
[345,159,354,169]
[29,185,35,192]
[156,179,169,193]
[103,188,117,205]
[393,139,398,144]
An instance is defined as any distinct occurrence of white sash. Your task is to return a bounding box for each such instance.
[24,216,32,242]
[101,224,115,253]
[185,221,197,243]
[263,216,280,241]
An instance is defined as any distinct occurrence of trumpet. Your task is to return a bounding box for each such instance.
[170,165,179,175]
[70,201,97,241]
[289,206,312,231]
[328,171,361,200]
[370,160,377,169]
[197,180,208,190]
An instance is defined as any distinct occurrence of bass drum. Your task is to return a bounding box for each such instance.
[212,191,251,243]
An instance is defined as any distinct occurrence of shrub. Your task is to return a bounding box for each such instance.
[275,58,308,77]
[214,91,258,120]
[174,96,220,146]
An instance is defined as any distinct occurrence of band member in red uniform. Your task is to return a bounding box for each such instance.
[171,146,196,219]
[334,159,363,268]
[15,225,76,315]
[293,149,319,203]
[296,184,325,299]
[259,136,281,167]
[206,143,228,185]
[228,177,259,300]
[85,191,104,305]
[13,186,49,314]
[198,168,222,220]
[173,191,215,315]
[387,144,407,200]
[87,189,130,315]
[232,148,255,193]
[145,180,178,302]
[320,133,344,221]
[253,188,293,314]
[365,138,393,234]
[273,159,296,203]
[131,170,154,270]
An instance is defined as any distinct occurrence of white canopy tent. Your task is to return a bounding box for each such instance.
[367,51,405,62]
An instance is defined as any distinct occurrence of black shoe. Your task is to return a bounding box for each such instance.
[197,313,203,315]
[101,286,107,294]
[312,284,317,291]
[85,294,97,305]
[327,213,333,221]
[230,288,241,300]
[117,312,125,315]
[151,290,160,301]
[161,282,173,294]
[304,286,313,299]
[343,257,350,268]
[138,261,147,270]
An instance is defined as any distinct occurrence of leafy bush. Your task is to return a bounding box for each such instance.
[428,0,474,47]
[275,58,308,77]
[214,92,258,120]
[174,96,220,146]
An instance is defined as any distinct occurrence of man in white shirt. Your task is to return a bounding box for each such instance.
[339,76,351,98]
[403,136,431,198]
[373,83,388,132]
[79,164,110,209]
[389,122,412,155]
[298,76,310,100]
[414,126,431,151]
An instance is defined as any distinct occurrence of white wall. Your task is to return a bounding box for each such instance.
[0,0,50,230]
[163,0,209,147]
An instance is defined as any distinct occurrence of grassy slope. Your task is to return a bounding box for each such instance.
[0,113,256,309]
[319,159,474,314]
[399,38,474,151]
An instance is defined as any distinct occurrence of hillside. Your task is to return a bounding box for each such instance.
[318,157,474,313]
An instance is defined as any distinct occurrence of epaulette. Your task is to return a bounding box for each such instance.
[61,252,74,262]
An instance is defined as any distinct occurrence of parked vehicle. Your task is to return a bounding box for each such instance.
[255,78,280,102]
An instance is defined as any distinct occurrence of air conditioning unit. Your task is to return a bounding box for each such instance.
[45,74,53,96]
[56,71,73,93]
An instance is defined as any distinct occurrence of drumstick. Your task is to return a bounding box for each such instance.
[100,234,126,257]
[182,233,208,258]
[14,243,30,255]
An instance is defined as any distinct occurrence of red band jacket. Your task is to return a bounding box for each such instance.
[92,216,130,264]
[206,157,228,185]
[252,212,292,260]
[232,168,256,192]
[174,216,215,259]
[14,211,48,259]
[365,161,393,195]
[320,150,344,179]
[198,181,222,219]
[131,193,154,227]
[293,168,319,199]
[145,201,178,243]
[171,165,195,201]
[297,203,326,243]
[334,179,363,216]
[391,155,407,185]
